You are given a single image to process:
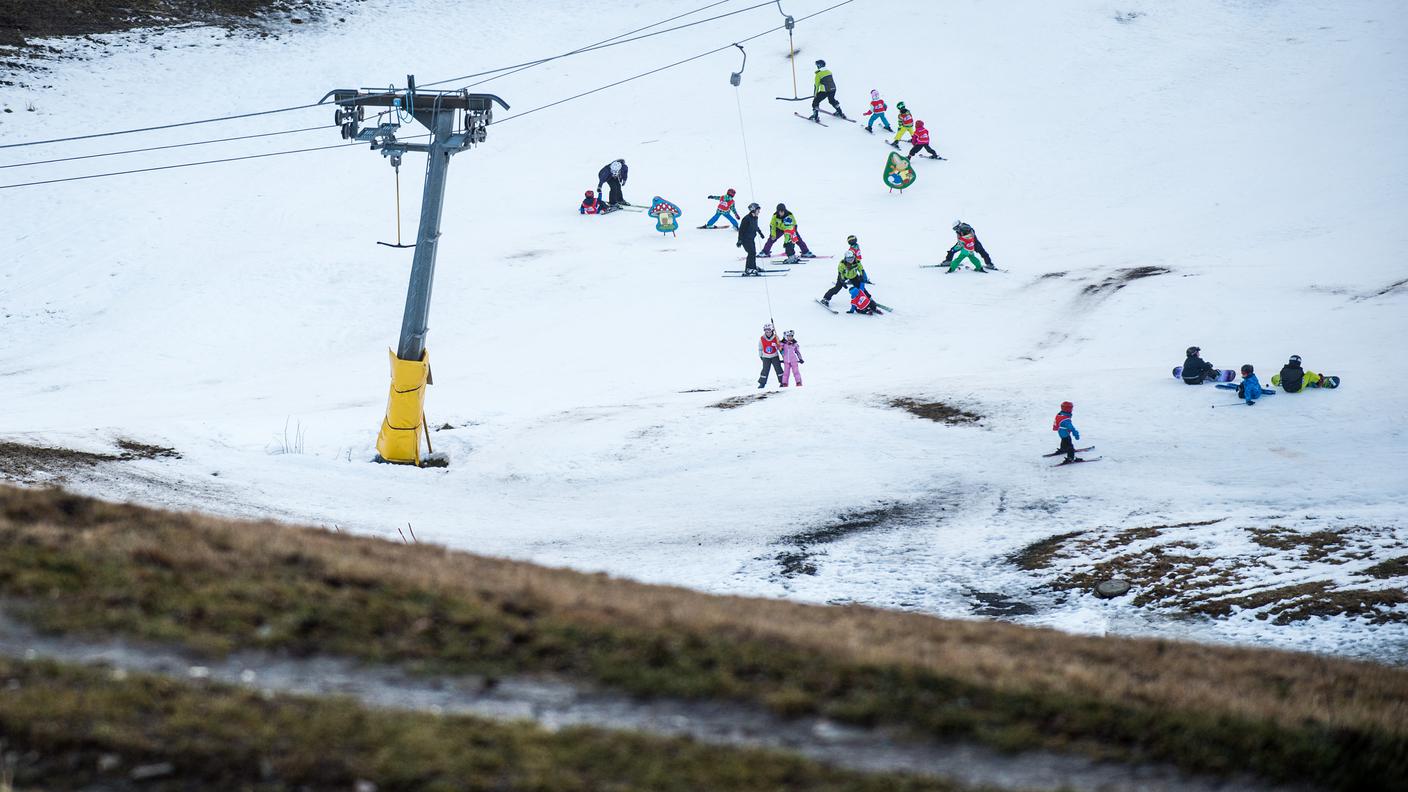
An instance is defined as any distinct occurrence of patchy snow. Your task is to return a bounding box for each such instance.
[2,0,1406,663]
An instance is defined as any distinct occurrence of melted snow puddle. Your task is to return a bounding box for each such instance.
[0,616,1299,792]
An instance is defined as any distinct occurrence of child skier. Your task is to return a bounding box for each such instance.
[780,330,804,387]
[848,285,883,315]
[889,102,914,148]
[700,188,740,229]
[846,234,862,264]
[943,221,996,273]
[761,203,814,261]
[822,251,867,307]
[809,60,846,121]
[1052,401,1081,463]
[579,190,607,215]
[1218,364,1273,405]
[863,89,893,134]
[1180,346,1220,384]
[758,323,783,388]
[907,120,941,159]
[738,202,765,275]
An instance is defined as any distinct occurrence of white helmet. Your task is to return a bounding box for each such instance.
[763,323,774,334]
[870,89,879,99]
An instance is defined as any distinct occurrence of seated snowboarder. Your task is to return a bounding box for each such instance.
[579,190,607,215]
[944,221,995,272]
[1217,364,1273,404]
[1271,355,1340,391]
[848,285,883,315]
[1180,346,1220,384]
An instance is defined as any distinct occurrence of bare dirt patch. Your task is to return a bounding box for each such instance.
[0,438,179,483]
[889,398,982,425]
[1080,265,1171,297]
[1016,520,1408,626]
[711,392,774,409]
[0,0,327,48]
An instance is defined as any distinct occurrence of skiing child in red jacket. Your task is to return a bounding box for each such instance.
[580,190,607,215]
[908,121,941,159]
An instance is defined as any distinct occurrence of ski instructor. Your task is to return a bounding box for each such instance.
[597,158,629,207]
[809,60,846,122]
[737,202,765,275]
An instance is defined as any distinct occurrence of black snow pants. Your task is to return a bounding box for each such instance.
[811,88,841,114]
[1058,435,1075,462]
[741,238,759,272]
[824,275,857,301]
[604,176,625,206]
[759,356,783,385]
[908,143,938,158]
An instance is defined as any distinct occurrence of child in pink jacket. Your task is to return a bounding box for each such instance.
[780,330,805,387]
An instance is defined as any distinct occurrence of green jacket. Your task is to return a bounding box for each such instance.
[838,260,864,281]
[769,212,797,236]
[813,68,835,95]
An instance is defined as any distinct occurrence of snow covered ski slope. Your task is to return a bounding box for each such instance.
[2,0,1406,662]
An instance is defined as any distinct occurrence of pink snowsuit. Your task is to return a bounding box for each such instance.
[780,339,804,386]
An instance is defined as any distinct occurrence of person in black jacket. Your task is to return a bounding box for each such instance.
[1278,355,1306,392]
[737,202,766,275]
[596,159,629,206]
[1181,346,1219,384]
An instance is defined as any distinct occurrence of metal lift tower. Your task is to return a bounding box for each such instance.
[322,77,508,466]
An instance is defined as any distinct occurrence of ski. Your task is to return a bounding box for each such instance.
[817,108,857,123]
[1042,446,1094,458]
[697,225,735,230]
[739,255,833,261]
[1054,457,1101,466]
[794,112,828,127]
[775,96,813,102]
[723,272,788,278]
[872,302,894,312]
[815,299,839,314]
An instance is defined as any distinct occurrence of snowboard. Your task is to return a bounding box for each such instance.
[1042,446,1094,458]
[1173,366,1236,383]
[1055,457,1101,466]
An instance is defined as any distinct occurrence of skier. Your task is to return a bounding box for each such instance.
[809,59,846,121]
[579,190,607,215]
[761,203,814,261]
[862,89,894,134]
[700,188,740,229]
[846,234,863,265]
[597,158,629,207]
[1218,364,1272,405]
[1052,401,1081,463]
[907,120,941,159]
[737,202,766,275]
[848,285,883,315]
[780,330,805,387]
[889,102,914,148]
[758,323,783,388]
[821,251,866,307]
[943,221,995,273]
[1180,346,1220,384]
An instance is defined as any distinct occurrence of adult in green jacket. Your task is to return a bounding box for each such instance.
[809,59,846,121]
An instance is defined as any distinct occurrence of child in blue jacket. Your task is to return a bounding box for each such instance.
[1052,401,1080,462]
[1217,364,1273,405]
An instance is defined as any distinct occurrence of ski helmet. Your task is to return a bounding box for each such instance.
[584,190,594,198]
[1241,364,1254,374]
[1060,401,1073,412]
[916,120,925,128]
[897,101,906,110]
[843,251,857,263]
[776,202,787,212]
[747,202,761,212]
[815,59,826,68]
[763,323,774,334]
[1289,354,1302,365]
[726,187,736,196]
[847,234,858,246]
[784,330,795,339]
[1186,346,1200,357]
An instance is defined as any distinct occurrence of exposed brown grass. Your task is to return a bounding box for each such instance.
[1,485,1406,788]
[889,398,983,425]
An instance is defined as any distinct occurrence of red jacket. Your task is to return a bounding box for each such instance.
[897,110,914,128]
[912,126,930,145]
[715,194,737,213]
[759,333,780,357]
[864,98,887,115]
[956,232,977,251]
[851,290,872,311]
[580,196,603,214]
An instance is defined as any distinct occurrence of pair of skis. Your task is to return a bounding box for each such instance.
[815,298,894,315]
[1041,446,1101,466]
[723,268,788,278]
[794,108,855,127]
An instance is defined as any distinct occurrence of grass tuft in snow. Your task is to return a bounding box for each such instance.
[889,398,983,425]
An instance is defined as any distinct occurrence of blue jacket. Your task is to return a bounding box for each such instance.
[1055,412,1079,440]
[1239,373,1266,404]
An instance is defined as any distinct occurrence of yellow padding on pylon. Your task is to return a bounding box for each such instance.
[375,348,430,465]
